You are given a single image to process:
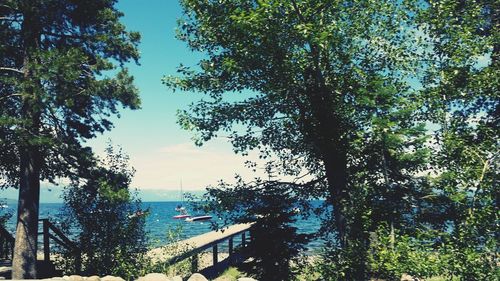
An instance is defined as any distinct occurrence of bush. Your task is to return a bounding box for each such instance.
[60,145,148,280]
[367,225,449,280]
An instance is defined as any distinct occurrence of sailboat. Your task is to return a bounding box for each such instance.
[172,179,191,219]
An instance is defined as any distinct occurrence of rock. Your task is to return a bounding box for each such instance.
[68,275,84,281]
[86,276,101,281]
[401,274,418,281]
[213,277,232,281]
[101,276,126,281]
[171,276,183,281]
[238,278,258,281]
[136,273,171,281]
[187,273,208,281]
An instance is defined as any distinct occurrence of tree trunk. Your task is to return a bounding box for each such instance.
[12,148,40,279]
[12,5,42,278]
[304,56,368,278]
[323,150,348,246]
[304,62,350,247]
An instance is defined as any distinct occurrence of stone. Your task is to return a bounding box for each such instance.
[136,273,171,281]
[171,276,183,281]
[213,277,232,281]
[101,276,126,281]
[187,273,208,281]
[68,275,84,281]
[400,274,418,281]
[86,276,101,281]
[238,278,258,281]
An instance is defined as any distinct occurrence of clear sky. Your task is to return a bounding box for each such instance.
[83,0,266,191]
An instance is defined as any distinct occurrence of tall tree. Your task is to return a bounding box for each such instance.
[165,0,424,278]
[415,1,499,279]
[0,0,140,278]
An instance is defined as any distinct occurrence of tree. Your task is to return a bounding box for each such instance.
[62,144,148,279]
[413,1,499,279]
[196,178,311,281]
[0,1,140,278]
[165,0,424,278]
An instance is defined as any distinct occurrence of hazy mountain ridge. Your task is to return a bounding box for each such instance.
[0,185,206,203]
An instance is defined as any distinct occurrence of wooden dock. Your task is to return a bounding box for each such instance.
[148,223,253,274]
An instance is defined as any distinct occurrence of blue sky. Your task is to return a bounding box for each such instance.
[0,0,268,202]
[83,0,266,191]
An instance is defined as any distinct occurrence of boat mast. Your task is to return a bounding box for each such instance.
[180,179,183,203]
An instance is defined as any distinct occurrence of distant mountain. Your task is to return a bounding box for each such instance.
[0,186,206,203]
[137,189,206,202]
[0,197,17,205]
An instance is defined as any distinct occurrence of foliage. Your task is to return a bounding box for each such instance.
[0,200,12,227]
[166,0,427,278]
[194,178,311,281]
[368,226,446,280]
[0,0,141,187]
[216,267,243,280]
[160,0,499,279]
[61,144,148,280]
[412,1,499,280]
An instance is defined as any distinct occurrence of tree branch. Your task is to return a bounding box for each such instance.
[0,67,23,74]
[290,0,307,24]
[0,4,17,11]
[0,93,22,101]
[468,150,497,217]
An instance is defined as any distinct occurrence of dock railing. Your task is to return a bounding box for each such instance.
[150,223,253,273]
[38,218,81,273]
[0,225,14,260]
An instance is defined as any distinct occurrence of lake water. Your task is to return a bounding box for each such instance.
[1,201,325,253]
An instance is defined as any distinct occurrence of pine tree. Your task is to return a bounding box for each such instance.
[0,1,140,278]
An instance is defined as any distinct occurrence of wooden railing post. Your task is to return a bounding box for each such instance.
[75,249,82,274]
[0,225,14,260]
[228,237,233,256]
[212,244,218,265]
[0,236,4,259]
[191,254,199,272]
[43,219,50,262]
[39,218,82,274]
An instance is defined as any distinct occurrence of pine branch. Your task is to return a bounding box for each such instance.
[42,31,85,40]
[0,67,23,74]
[0,4,16,10]
[0,93,22,101]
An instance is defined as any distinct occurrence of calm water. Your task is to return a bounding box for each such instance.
[1,201,325,252]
